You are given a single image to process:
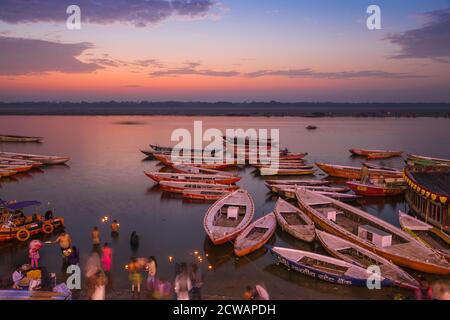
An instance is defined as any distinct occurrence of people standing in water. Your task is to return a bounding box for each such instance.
[146,256,157,293]
[67,246,80,266]
[54,232,72,258]
[128,258,142,296]
[174,263,192,300]
[91,226,101,250]
[101,243,113,275]
[111,220,120,236]
[28,240,43,269]
[91,270,108,300]
[130,231,139,252]
[189,263,204,300]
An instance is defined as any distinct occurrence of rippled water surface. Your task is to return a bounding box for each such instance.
[0,116,449,299]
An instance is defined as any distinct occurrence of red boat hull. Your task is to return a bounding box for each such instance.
[346,181,405,196]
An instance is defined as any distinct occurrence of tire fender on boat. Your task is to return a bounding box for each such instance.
[16,229,30,242]
[42,222,54,234]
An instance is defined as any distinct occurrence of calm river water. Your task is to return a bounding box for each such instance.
[0,116,449,299]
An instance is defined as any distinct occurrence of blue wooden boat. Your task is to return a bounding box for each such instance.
[268,245,391,287]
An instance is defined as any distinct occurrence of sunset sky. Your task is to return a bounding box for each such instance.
[1,0,449,102]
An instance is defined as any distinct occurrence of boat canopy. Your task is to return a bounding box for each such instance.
[2,201,42,210]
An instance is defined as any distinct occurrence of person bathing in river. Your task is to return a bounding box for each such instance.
[174,263,191,300]
[189,263,204,300]
[91,226,101,247]
[101,243,113,274]
[53,232,72,257]
[111,220,120,235]
[28,240,43,269]
[128,257,143,295]
[68,246,80,266]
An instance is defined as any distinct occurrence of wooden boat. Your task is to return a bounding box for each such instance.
[0,152,69,165]
[259,167,316,176]
[159,181,239,193]
[349,148,403,159]
[234,213,276,256]
[295,188,450,275]
[204,189,255,245]
[182,189,231,201]
[306,125,317,130]
[362,162,399,172]
[141,149,154,157]
[0,169,18,178]
[268,246,377,286]
[171,164,236,177]
[406,154,450,167]
[0,157,42,168]
[316,230,419,289]
[153,153,235,170]
[0,135,43,143]
[265,179,330,186]
[274,198,315,242]
[346,181,406,197]
[0,200,64,242]
[0,164,33,173]
[266,183,349,194]
[255,163,311,169]
[0,290,70,300]
[316,162,402,179]
[269,185,359,201]
[144,171,241,184]
[398,211,450,262]
[279,154,308,160]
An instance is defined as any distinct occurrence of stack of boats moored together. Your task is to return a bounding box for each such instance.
[141,139,450,288]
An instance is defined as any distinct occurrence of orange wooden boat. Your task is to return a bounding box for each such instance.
[0,164,33,173]
[259,167,316,176]
[346,181,406,196]
[349,148,403,159]
[296,188,450,275]
[182,189,231,201]
[316,162,402,179]
[170,164,237,176]
[144,171,240,184]
[234,212,276,256]
[0,169,18,178]
[159,181,239,193]
[204,189,254,245]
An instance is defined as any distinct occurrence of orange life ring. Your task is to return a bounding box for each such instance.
[42,222,54,234]
[16,229,30,242]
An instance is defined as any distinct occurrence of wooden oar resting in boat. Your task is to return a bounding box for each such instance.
[159,181,239,193]
[265,179,330,186]
[316,162,402,179]
[398,211,450,262]
[295,188,450,275]
[0,152,69,165]
[349,148,403,159]
[274,198,315,242]
[316,230,419,289]
[182,189,232,201]
[346,181,406,197]
[362,162,399,172]
[268,246,377,286]
[0,135,43,143]
[144,171,241,185]
[234,212,276,256]
[204,189,254,245]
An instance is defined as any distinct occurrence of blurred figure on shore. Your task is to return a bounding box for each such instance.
[101,243,113,274]
[111,220,120,236]
[85,252,102,298]
[189,263,204,300]
[12,265,25,289]
[432,281,450,300]
[146,256,157,293]
[128,257,143,295]
[91,270,108,300]
[243,284,269,300]
[174,263,191,300]
[29,240,43,269]
[415,276,433,300]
